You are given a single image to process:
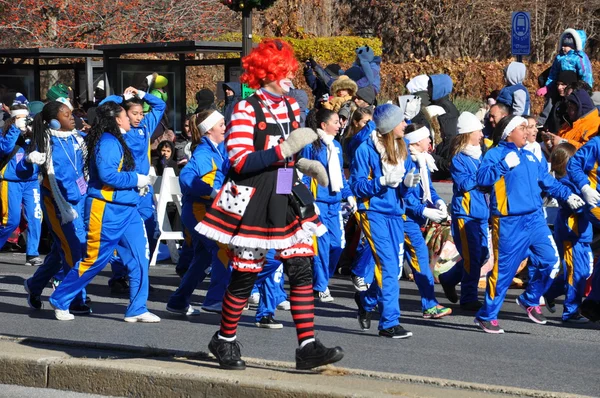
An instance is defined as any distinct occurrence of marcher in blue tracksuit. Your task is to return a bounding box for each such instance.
[49,101,159,323]
[166,110,230,315]
[0,105,42,266]
[403,124,452,319]
[301,109,355,302]
[350,104,421,339]
[439,112,489,311]
[542,143,593,323]
[474,115,581,334]
[565,135,600,322]
[99,87,166,292]
[253,250,289,328]
[24,102,89,313]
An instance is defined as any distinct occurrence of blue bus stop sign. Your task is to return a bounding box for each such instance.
[512,11,531,56]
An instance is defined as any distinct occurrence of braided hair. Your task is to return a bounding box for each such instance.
[86,101,135,172]
[30,101,65,154]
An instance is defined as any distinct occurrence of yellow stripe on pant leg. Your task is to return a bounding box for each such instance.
[458,218,471,274]
[79,199,107,277]
[563,241,574,286]
[0,180,8,225]
[359,213,383,288]
[404,235,421,273]
[43,196,75,268]
[488,216,500,300]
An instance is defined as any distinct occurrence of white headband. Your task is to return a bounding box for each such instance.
[199,111,224,134]
[10,109,28,117]
[502,116,527,140]
[405,126,430,144]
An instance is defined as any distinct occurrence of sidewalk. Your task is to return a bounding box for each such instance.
[0,336,589,398]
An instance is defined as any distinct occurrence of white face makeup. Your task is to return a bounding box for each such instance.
[278,79,293,93]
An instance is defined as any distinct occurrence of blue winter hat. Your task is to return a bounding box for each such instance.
[373,104,404,134]
[13,92,28,106]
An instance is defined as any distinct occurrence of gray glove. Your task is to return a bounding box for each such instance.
[279,128,319,158]
[296,158,329,187]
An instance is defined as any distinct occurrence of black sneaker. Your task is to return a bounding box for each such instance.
[85,296,92,304]
[25,256,43,267]
[23,280,42,310]
[474,318,505,334]
[255,315,283,329]
[69,303,92,315]
[441,282,458,304]
[378,325,412,339]
[109,277,129,295]
[354,292,371,330]
[460,301,483,312]
[563,314,589,324]
[545,296,556,313]
[295,340,344,370]
[208,331,246,370]
[581,299,600,322]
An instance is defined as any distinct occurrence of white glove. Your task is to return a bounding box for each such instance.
[567,194,586,210]
[26,151,46,165]
[347,196,358,213]
[137,174,150,189]
[581,185,600,206]
[403,167,421,188]
[379,168,405,188]
[138,185,150,197]
[423,208,447,223]
[404,96,422,120]
[435,199,447,215]
[15,117,27,131]
[313,202,321,216]
[504,152,520,169]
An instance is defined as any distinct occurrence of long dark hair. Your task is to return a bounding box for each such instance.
[29,101,66,154]
[122,97,143,112]
[85,102,135,172]
[492,114,517,147]
[306,108,336,151]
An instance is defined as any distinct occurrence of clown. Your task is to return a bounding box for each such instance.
[196,39,344,371]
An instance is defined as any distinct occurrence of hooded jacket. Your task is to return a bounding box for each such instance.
[429,74,459,180]
[0,124,37,182]
[222,82,242,126]
[477,141,572,217]
[497,62,530,116]
[351,46,382,93]
[546,29,594,88]
[553,175,592,243]
[567,136,600,192]
[558,89,600,149]
[450,152,490,221]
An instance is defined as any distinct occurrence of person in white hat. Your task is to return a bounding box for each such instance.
[402,123,452,320]
[438,112,489,312]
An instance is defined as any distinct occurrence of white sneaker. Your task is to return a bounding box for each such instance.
[201,302,222,313]
[124,311,161,323]
[166,305,200,316]
[318,288,334,303]
[352,275,368,292]
[248,292,260,305]
[50,303,74,321]
[276,300,290,311]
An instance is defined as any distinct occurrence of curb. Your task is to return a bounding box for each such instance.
[0,335,591,398]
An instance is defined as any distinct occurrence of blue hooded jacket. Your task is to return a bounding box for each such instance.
[546,29,594,87]
[0,125,38,182]
[429,74,459,179]
[450,152,489,221]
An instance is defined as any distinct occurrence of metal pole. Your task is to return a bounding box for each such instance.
[85,57,94,102]
[242,9,253,59]
[517,55,523,63]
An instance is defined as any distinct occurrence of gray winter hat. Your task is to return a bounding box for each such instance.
[373,104,404,134]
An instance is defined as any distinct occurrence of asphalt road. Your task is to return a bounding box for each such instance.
[0,250,598,397]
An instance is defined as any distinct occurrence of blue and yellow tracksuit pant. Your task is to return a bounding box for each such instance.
[110,190,158,282]
[543,238,593,320]
[26,195,87,305]
[312,201,345,292]
[254,250,288,321]
[50,197,150,317]
[477,209,560,321]
[358,211,403,330]
[175,226,194,276]
[0,179,42,256]
[440,217,489,305]
[167,201,229,311]
[350,213,375,284]
[403,218,438,311]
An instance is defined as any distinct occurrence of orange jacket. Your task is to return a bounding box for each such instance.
[558,108,600,149]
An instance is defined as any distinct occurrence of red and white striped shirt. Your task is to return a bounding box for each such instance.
[226,88,300,173]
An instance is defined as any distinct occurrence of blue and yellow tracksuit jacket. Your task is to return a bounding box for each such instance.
[0,125,37,182]
[450,152,489,221]
[179,136,229,206]
[345,120,376,167]
[39,135,86,205]
[404,161,442,225]
[300,139,352,203]
[477,141,572,216]
[87,133,139,206]
[554,176,592,244]
[567,136,600,193]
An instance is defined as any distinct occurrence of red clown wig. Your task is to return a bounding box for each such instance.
[241,39,299,89]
